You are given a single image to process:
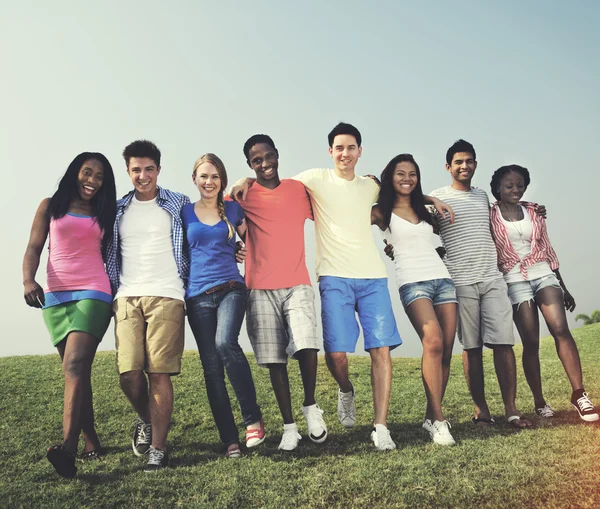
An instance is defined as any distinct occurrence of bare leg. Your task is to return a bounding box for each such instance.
[147,373,173,451]
[435,303,457,407]
[79,381,102,452]
[57,332,99,454]
[119,370,150,422]
[536,286,583,391]
[268,364,294,424]
[369,347,392,426]
[295,349,318,407]
[325,352,353,393]
[512,300,545,408]
[405,299,446,422]
[463,348,492,420]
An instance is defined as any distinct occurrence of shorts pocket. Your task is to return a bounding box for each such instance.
[160,299,185,323]
[113,299,128,322]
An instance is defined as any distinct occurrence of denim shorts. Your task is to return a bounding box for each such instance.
[399,278,457,309]
[506,274,561,306]
[319,276,402,353]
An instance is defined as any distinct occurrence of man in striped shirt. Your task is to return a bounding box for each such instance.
[430,139,532,428]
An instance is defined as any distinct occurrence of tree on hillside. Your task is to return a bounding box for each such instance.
[575,310,600,326]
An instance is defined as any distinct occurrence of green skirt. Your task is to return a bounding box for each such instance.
[43,299,112,346]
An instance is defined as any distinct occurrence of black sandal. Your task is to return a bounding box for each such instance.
[80,449,104,461]
[47,444,77,478]
[471,416,496,426]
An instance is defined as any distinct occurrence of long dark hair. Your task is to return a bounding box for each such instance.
[377,153,433,230]
[47,152,117,256]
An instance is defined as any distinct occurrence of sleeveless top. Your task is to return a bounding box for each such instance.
[44,213,112,307]
[384,212,452,288]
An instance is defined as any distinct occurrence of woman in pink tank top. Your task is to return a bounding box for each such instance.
[22,152,116,478]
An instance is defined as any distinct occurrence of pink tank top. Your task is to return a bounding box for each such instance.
[45,213,111,294]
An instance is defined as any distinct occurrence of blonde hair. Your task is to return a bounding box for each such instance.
[193,153,235,239]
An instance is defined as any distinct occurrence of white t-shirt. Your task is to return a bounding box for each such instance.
[429,186,502,286]
[115,195,185,301]
[294,168,386,279]
[384,213,452,288]
[501,205,553,283]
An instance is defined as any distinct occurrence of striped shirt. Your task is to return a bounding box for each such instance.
[430,186,502,286]
[105,187,190,295]
[490,202,559,279]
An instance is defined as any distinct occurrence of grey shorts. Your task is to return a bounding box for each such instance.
[456,278,515,350]
[246,285,319,366]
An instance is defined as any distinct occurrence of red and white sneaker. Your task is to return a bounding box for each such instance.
[246,419,266,448]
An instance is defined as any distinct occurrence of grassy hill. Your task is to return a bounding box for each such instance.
[1,324,599,508]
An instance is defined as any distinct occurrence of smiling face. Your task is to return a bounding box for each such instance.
[247,142,279,186]
[329,134,362,173]
[392,161,418,197]
[498,170,526,205]
[193,161,222,199]
[127,157,160,201]
[77,159,105,201]
[446,151,476,189]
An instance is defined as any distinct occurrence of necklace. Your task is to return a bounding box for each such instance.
[501,204,525,240]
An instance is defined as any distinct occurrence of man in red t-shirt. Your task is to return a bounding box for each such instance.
[238,134,327,451]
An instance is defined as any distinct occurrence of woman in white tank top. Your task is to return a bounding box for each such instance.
[372,154,457,446]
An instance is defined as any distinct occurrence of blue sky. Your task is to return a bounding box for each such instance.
[2,1,599,357]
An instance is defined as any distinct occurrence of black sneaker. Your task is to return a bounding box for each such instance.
[132,417,152,456]
[571,391,599,422]
[144,446,168,472]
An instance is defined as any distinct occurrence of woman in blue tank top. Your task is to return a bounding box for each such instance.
[372,154,457,446]
[182,153,264,458]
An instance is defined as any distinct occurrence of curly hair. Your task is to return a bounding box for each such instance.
[243,134,278,160]
[490,164,530,201]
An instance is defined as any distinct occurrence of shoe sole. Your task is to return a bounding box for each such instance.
[432,437,456,446]
[572,404,600,422]
[246,436,266,448]
[308,430,328,443]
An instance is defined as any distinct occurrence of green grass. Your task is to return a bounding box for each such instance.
[1,325,600,508]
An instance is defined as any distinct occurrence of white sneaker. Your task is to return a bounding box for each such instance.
[338,385,356,428]
[422,418,434,434]
[278,423,302,451]
[371,424,396,450]
[427,420,456,446]
[302,404,328,443]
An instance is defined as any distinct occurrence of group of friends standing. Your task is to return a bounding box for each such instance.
[22,123,598,479]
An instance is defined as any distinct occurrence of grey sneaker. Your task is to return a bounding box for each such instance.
[337,385,356,428]
[132,417,152,457]
[144,446,168,472]
[371,424,396,450]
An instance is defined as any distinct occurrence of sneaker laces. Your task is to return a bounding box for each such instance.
[147,446,165,466]
[280,428,301,449]
[339,391,355,418]
[374,425,395,449]
[576,392,595,413]
[138,422,152,444]
[306,405,326,428]
[432,420,453,438]
[536,405,555,417]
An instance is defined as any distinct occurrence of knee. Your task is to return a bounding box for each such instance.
[63,354,91,379]
[422,335,444,357]
[551,324,571,341]
[326,352,347,368]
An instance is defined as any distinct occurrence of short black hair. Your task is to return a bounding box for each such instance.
[446,139,476,165]
[328,122,362,148]
[122,139,161,167]
[243,134,278,160]
[490,164,531,201]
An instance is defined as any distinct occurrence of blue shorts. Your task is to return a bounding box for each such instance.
[319,276,402,353]
[399,278,457,309]
[507,274,561,307]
